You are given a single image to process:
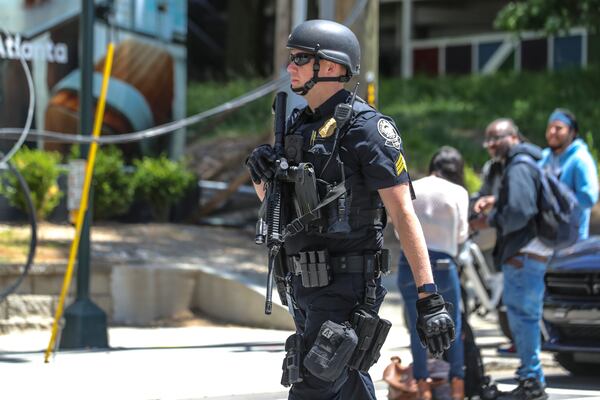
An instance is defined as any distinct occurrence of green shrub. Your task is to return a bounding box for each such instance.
[132,155,196,221]
[186,67,600,176]
[0,148,63,220]
[464,164,482,195]
[187,78,272,140]
[69,145,135,220]
[379,66,600,173]
[584,131,600,176]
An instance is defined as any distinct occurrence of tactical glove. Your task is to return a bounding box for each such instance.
[246,144,277,184]
[416,293,455,358]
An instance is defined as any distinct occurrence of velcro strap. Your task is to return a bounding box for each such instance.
[330,253,380,275]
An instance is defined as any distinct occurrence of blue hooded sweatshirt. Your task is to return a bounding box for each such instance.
[539,138,599,239]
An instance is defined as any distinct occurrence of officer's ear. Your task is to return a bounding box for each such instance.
[323,60,341,75]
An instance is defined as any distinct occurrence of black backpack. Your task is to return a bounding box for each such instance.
[462,315,498,400]
[512,154,581,249]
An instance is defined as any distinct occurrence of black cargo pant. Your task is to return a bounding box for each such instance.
[288,273,387,400]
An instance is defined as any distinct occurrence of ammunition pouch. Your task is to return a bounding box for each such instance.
[289,250,331,288]
[281,333,304,387]
[347,308,392,372]
[303,320,358,382]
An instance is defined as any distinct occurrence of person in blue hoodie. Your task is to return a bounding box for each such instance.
[539,109,599,239]
[470,118,549,400]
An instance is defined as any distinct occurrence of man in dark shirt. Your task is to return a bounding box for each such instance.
[246,19,455,400]
[471,119,549,400]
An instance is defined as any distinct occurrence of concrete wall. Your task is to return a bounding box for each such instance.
[0,261,294,333]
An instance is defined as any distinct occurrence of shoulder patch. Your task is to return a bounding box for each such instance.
[318,118,337,138]
[377,119,401,149]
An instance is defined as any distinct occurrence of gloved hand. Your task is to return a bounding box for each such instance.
[246,144,277,184]
[416,293,455,358]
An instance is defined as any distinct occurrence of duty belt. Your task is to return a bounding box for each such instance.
[287,249,390,277]
[286,249,390,305]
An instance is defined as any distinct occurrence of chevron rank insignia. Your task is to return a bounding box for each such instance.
[396,153,407,175]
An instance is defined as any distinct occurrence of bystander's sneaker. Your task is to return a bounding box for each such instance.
[497,342,517,356]
[497,378,548,400]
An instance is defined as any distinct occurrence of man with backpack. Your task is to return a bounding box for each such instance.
[540,108,598,240]
[470,118,549,400]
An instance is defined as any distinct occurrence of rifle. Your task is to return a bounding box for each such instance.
[261,91,288,315]
[256,92,322,315]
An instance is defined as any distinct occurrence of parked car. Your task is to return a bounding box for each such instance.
[542,236,600,376]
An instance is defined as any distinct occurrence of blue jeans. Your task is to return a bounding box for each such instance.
[397,250,464,380]
[502,255,546,384]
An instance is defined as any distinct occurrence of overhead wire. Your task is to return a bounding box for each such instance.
[0,76,288,145]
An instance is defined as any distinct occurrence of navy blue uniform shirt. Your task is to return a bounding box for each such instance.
[283,89,410,255]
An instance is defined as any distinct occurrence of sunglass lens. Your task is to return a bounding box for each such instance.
[289,53,311,66]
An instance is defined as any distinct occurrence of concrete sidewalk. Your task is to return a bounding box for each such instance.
[0,273,558,400]
[0,223,559,399]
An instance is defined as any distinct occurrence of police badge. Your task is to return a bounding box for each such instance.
[377,119,401,150]
[318,118,337,138]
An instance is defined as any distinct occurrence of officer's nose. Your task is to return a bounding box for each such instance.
[287,61,297,74]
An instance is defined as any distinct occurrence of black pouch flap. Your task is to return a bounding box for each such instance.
[303,320,358,382]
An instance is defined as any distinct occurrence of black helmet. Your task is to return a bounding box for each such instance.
[287,19,360,76]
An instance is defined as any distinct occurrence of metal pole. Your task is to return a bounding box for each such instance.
[60,0,108,349]
[402,0,413,79]
[285,0,307,116]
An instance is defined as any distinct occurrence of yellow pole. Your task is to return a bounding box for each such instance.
[44,42,115,363]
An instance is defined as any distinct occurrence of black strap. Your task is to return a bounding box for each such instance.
[329,254,379,276]
[284,179,350,237]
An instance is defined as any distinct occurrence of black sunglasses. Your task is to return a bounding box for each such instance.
[288,52,315,66]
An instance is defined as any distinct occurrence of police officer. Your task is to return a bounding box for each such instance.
[246,19,454,400]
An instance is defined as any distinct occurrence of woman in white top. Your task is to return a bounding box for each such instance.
[397,146,469,400]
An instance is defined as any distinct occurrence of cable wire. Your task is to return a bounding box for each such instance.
[0,30,35,166]
[0,76,288,145]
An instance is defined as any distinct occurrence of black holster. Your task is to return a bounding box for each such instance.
[281,333,304,387]
[348,308,392,372]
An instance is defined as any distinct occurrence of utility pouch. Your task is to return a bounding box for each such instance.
[281,333,304,387]
[291,250,332,288]
[303,320,358,382]
[347,308,380,370]
[358,318,392,372]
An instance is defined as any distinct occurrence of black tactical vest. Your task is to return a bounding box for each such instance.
[283,100,386,240]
